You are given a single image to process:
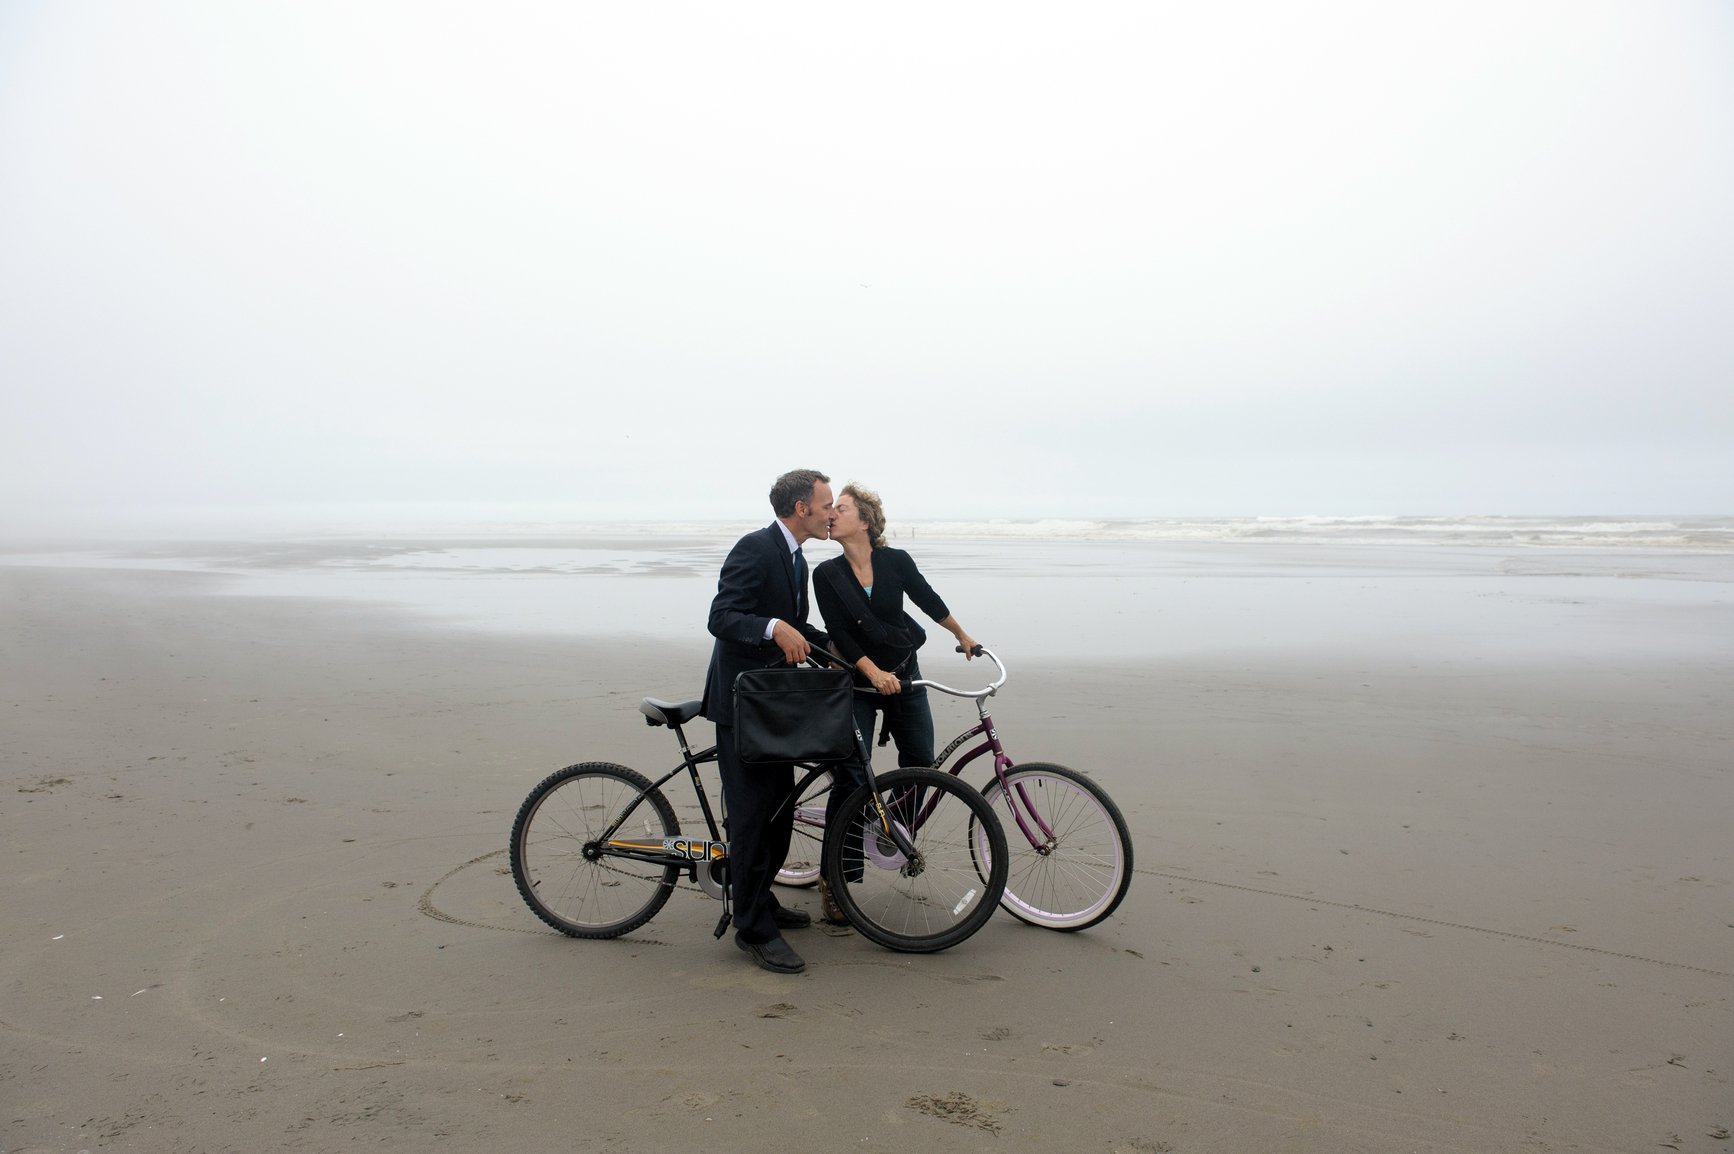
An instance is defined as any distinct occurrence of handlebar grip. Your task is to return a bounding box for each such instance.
[955,644,985,657]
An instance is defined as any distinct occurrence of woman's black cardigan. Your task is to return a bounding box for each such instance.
[813,547,950,676]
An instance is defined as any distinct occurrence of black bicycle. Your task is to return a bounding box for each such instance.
[509,682,1009,954]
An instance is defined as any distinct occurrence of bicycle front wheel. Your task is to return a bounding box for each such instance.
[824,768,1008,953]
[978,762,1132,931]
[510,762,680,938]
[775,766,834,888]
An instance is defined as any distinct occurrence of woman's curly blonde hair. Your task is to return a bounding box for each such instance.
[842,482,888,548]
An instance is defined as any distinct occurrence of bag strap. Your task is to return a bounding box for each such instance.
[818,559,869,621]
[820,561,915,650]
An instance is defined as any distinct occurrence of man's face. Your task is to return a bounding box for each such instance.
[794,481,835,542]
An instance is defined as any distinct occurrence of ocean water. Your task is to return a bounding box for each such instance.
[901,515,1734,550]
[5,517,1731,664]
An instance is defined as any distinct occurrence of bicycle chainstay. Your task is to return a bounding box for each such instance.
[582,839,690,886]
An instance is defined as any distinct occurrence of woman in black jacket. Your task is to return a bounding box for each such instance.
[813,483,979,919]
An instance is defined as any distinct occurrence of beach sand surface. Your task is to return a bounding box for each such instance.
[2,562,1730,1153]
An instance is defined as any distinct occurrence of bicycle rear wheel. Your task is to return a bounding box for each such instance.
[824,768,1008,953]
[775,767,834,888]
[978,762,1132,931]
[510,762,680,938]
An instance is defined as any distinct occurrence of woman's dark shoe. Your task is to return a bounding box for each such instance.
[771,904,812,930]
[818,878,849,925]
[736,935,806,973]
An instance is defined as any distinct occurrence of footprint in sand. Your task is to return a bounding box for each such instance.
[906,1091,1004,1134]
[1042,1040,1097,1056]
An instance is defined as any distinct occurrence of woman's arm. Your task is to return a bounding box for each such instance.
[855,656,901,695]
[892,551,978,658]
[817,558,904,693]
[891,548,950,622]
[935,614,979,659]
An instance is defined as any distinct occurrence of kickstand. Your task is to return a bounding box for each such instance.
[713,874,733,939]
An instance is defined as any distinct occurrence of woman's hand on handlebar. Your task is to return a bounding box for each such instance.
[859,658,901,695]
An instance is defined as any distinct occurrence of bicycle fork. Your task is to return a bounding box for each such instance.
[862,773,923,874]
[848,725,924,873]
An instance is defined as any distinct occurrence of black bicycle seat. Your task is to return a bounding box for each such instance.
[640,698,704,728]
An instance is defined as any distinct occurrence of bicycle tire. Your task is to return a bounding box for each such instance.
[776,766,834,888]
[977,762,1132,931]
[510,762,680,938]
[823,767,1008,953]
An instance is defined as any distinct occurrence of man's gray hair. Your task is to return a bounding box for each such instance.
[769,469,830,517]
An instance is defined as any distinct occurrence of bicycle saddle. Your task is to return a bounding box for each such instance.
[640,697,704,727]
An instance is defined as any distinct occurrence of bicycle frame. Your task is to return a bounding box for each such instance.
[913,650,1060,854]
[930,703,1059,854]
[591,740,725,873]
[596,712,919,912]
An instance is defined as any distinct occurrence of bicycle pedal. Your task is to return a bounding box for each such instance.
[713,911,732,939]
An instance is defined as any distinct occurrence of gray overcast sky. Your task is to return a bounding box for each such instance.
[3,1,1732,535]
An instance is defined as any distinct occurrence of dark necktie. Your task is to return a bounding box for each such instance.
[792,549,807,617]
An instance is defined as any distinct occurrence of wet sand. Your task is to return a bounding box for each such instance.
[2,562,1730,1152]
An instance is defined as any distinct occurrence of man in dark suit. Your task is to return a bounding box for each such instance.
[702,468,835,973]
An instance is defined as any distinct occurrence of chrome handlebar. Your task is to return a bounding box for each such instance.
[907,646,1007,700]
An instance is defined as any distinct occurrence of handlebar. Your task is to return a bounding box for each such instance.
[907,645,1007,700]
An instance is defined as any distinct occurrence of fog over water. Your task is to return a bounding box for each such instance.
[3,2,1732,538]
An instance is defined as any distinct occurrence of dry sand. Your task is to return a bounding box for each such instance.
[2,563,1730,1152]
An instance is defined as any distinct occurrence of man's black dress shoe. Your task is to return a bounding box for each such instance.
[771,905,812,930]
[737,935,806,974]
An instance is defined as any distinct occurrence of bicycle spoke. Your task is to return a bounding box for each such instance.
[984,764,1132,931]
[510,763,681,938]
[825,768,1007,953]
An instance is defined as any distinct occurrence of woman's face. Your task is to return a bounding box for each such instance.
[832,496,864,541]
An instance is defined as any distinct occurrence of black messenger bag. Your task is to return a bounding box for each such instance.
[733,664,857,766]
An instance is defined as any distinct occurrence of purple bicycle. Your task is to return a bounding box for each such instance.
[778,646,1133,931]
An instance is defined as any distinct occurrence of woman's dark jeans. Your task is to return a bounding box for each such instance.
[825,664,934,883]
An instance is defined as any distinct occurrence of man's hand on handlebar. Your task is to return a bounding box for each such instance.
[772,620,810,664]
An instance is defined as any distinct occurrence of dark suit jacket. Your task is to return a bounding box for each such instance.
[701,523,829,723]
